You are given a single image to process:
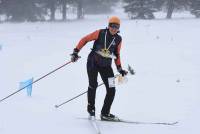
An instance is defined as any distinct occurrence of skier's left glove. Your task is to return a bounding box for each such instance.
[117,65,128,77]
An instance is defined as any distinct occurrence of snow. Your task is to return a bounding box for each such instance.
[0,11,200,134]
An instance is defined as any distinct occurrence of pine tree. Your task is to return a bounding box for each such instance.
[0,0,47,22]
[0,0,2,22]
[84,0,119,14]
[160,0,191,19]
[59,0,68,20]
[77,0,84,19]
[123,0,158,19]
[48,0,57,21]
[190,0,200,18]
[40,0,58,21]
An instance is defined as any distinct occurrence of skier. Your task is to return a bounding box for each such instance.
[70,16,128,121]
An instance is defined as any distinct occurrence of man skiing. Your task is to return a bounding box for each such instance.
[71,16,127,121]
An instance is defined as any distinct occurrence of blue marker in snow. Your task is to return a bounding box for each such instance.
[19,78,33,96]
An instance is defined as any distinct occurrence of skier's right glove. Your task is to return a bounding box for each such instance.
[71,48,79,62]
[117,65,128,77]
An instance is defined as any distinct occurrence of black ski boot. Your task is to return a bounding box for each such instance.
[100,113,120,121]
[87,104,95,117]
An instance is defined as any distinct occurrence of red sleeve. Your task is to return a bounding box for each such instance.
[76,30,100,50]
[114,41,122,66]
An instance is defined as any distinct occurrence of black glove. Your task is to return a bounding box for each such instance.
[71,48,79,62]
[117,65,128,76]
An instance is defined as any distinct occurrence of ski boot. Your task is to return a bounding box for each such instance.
[87,104,95,117]
[100,113,120,121]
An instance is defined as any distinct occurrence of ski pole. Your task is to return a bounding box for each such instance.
[0,61,72,103]
[54,81,106,108]
[55,65,135,108]
[54,73,126,108]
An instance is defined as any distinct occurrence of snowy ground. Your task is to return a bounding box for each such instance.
[0,11,200,134]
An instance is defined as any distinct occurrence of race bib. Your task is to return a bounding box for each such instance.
[108,77,115,88]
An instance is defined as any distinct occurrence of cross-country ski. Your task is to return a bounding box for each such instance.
[99,119,178,126]
[77,117,178,126]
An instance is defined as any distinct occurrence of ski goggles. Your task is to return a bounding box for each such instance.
[109,23,120,30]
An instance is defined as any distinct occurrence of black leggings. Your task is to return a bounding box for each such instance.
[87,64,116,115]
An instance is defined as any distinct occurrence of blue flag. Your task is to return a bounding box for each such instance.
[19,78,33,96]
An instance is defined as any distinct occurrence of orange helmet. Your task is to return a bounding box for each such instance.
[108,16,120,25]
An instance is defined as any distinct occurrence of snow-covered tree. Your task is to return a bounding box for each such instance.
[123,0,158,19]
[190,0,200,18]
[84,0,119,14]
[0,0,47,22]
[161,0,191,19]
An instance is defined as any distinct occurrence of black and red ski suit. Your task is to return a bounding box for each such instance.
[75,28,122,115]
